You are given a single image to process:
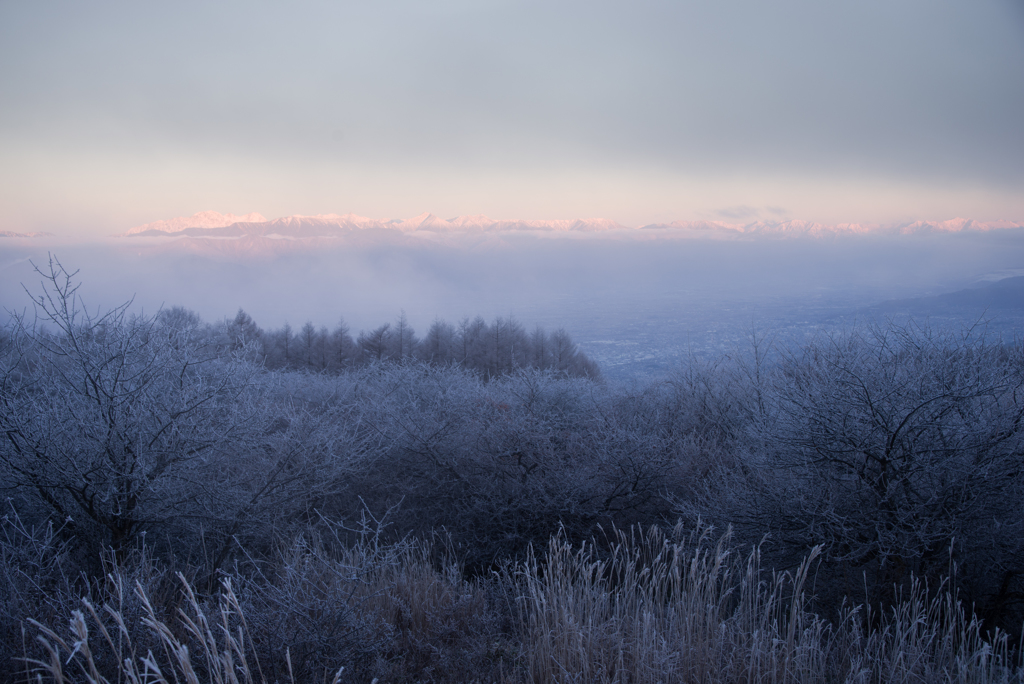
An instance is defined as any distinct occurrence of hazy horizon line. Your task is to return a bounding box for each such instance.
[119,210,1024,237]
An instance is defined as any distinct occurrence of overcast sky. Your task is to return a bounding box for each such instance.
[2,0,1022,235]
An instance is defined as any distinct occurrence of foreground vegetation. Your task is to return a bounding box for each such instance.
[2,259,1023,681]
[15,523,1021,683]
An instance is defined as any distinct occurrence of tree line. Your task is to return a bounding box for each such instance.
[209,307,600,378]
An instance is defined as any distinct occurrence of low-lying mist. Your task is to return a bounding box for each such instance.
[3,229,1023,380]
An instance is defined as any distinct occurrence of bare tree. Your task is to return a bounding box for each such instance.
[329,318,358,369]
[358,323,392,362]
[393,311,417,361]
[420,318,456,364]
[298,321,330,371]
[155,306,203,335]
[457,316,488,372]
[226,308,263,355]
[264,322,294,369]
[531,325,550,370]
[694,322,1024,618]
[0,259,267,555]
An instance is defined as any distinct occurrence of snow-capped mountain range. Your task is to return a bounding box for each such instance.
[122,211,268,235]
[121,212,631,237]
[0,230,53,238]
[119,212,1024,240]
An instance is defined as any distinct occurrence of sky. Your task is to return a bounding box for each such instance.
[2,0,1023,237]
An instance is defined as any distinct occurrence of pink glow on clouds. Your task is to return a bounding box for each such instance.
[115,211,1024,241]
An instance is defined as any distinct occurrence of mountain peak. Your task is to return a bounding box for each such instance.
[123,211,266,236]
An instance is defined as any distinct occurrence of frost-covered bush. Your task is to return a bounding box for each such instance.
[684,322,1024,627]
[326,363,699,571]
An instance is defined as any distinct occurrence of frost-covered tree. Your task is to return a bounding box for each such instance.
[685,322,1024,621]
[358,323,392,362]
[226,308,263,353]
[419,318,456,364]
[297,321,331,371]
[329,318,359,369]
[393,311,417,361]
[530,325,551,370]
[0,260,272,557]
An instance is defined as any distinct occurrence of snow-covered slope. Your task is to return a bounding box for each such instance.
[124,211,267,236]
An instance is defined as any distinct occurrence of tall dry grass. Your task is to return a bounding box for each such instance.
[513,524,1021,684]
[21,524,1022,683]
[27,573,324,684]
[21,532,506,683]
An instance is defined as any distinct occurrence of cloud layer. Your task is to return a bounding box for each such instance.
[2,1,1022,234]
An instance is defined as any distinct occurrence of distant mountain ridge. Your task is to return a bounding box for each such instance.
[0,230,53,238]
[639,217,1024,237]
[118,211,1024,240]
[124,211,267,235]
[121,211,630,238]
[864,276,1024,317]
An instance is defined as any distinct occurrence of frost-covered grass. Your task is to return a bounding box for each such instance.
[21,525,1021,684]
[515,525,1021,684]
